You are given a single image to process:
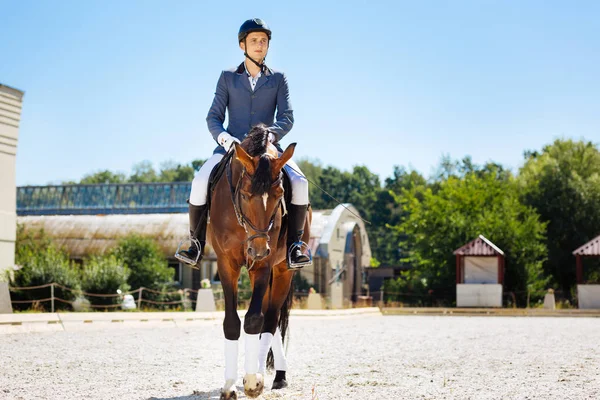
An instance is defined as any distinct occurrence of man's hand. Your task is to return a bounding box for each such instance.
[218,132,241,151]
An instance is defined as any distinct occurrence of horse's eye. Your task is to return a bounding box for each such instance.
[241,193,249,201]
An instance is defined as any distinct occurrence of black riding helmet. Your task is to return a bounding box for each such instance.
[238,18,272,42]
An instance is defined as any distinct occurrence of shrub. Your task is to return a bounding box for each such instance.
[382,270,431,307]
[111,235,174,290]
[110,234,176,309]
[141,281,185,311]
[9,244,79,312]
[80,255,130,308]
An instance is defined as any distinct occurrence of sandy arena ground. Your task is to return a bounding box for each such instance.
[1,315,599,400]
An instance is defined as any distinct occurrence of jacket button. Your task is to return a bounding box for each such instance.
[251,95,256,98]
[251,111,255,115]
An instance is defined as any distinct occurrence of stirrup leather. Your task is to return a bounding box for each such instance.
[287,241,313,269]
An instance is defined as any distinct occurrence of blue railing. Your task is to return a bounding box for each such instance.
[16,183,192,215]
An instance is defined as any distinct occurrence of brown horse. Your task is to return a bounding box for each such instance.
[207,126,311,399]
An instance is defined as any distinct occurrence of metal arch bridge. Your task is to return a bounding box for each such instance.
[16,183,192,215]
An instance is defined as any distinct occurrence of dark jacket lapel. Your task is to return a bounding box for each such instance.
[235,62,253,93]
[253,74,270,92]
[236,61,273,92]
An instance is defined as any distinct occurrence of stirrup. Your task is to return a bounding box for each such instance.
[287,241,313,270]
[174,237,201,268]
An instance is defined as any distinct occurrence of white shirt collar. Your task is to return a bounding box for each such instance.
[244,61,262,90]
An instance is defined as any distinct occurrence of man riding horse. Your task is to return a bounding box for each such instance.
[176,18,311,270]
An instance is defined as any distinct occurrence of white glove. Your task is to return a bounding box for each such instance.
[268,132,276,143]
[218,132,241,151]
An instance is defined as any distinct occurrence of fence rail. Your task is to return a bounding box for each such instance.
[8,283,573,311]
[8,283,221,311]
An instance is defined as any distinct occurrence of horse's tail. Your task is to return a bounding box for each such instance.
[266,278,294,370]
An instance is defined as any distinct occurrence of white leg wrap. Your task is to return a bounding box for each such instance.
[224,339,238,383]
[258,333,274,374]
[272,328,288,371]
[189,153,223,206]
[284,160,309,205]
[244,333,260,374]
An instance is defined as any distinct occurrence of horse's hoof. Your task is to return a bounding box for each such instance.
[272,379,288,390]
[243,373,264,398]
[220,389,237,400]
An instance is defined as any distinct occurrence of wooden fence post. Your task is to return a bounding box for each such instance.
[138,287,143,309]
[50,283,55,313]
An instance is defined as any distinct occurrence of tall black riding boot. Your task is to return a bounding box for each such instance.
[287,204,311,269]
[176,204,208,266]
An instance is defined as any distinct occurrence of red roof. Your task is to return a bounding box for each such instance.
[573,235,600,256]
[453,235,504,256]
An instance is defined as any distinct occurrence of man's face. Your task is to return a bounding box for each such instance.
[240,32,269,59]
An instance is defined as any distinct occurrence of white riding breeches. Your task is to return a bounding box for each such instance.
[189,154,223,206]
[284,158,309,205]
[189,153,309,206]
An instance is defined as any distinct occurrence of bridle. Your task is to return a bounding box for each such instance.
[226,157,284,262]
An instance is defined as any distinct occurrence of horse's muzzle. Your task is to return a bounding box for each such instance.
[247,245,271,261]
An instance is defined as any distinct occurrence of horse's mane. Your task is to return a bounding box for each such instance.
[242,124,273,196]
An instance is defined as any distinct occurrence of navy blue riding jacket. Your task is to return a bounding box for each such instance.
[206,62,294,155]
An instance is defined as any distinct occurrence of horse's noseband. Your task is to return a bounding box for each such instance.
[226,159,283,244]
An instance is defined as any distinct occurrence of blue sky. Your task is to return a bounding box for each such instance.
[2,0,599,186]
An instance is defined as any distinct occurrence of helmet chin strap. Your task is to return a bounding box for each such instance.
[243,39,267,72]
[244,52,265,69]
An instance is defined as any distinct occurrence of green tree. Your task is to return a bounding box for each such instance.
[312,165,381,213]
[129,161,158,183]
[191,158,207,172]
[158,160,196,182]
[385,166,427,195]
[519,139,600,293]
[371,166,428,266]
[296,158,323,183]
[80,170,127,184]
[396,162,548,305]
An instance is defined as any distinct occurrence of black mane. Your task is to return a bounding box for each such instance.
[243,124,273,195]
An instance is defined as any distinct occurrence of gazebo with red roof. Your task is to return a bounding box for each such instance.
[453,235,505,307]
[573,235,600,309]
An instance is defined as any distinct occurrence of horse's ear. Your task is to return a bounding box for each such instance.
[273,143,296,173]
[234,142,256,175]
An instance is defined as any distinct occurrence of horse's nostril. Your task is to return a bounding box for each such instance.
[265,248,271,257]
[248,247,255,257]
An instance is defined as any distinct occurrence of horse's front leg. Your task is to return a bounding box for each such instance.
[242,265,271,398]
[259,263,294,389]
[220,265,241,400]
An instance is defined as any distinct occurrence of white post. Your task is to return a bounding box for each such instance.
[0,84,24,281]
[0,281,12,313]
